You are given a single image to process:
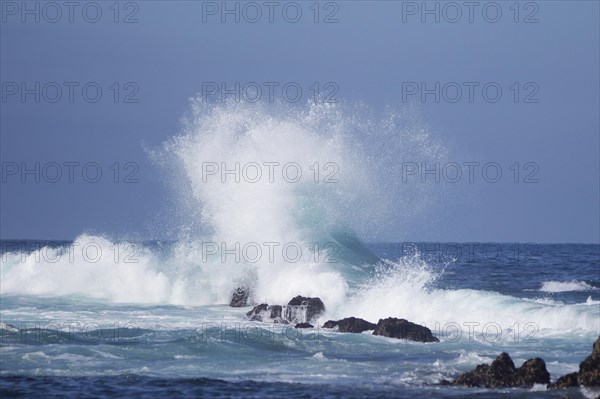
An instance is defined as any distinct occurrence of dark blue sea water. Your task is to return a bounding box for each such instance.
[1,239,598,398]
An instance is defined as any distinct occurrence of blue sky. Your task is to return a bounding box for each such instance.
[1,1,598,243]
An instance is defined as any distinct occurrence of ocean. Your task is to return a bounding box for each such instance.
[1,240,598,398]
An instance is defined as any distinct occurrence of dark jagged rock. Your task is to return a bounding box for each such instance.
[578,336,600,386]
[453,352,550,388]
[229,287,250,308]
[295,323,314,329]
[229,287,250,307]
[515,358,551,387]
[245,304,284,323]
[269,305,282,319]
[454,353,515,388]
[285,296,325,324]
[322,317,376,333]
[336,317,377,333]
[372,318,439,343]
[551,372,579,389]
[246,303,268,318]
[449,336,599,391]
[551,336,600,389]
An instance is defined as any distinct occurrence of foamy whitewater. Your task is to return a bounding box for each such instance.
[540,281,596,293]
[1,102,599,398]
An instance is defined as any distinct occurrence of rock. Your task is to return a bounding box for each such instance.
[515,358,551,387]
[285,296,325,324]
[454,353,515,388]
[244,304,285,323]
[246,303,268,318]
[551,335,600,389]
[453,353,550,388]
[372,318,439,343]
[322,317,376,333]
[269,305,282,319]
[551,372,579,389]
[323,320,338,329]
[578,336,600,386]
[295,323,314,329]
[230,287,250,307]
[451,336,599,391]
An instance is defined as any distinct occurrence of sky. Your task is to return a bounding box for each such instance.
[1,1,599,243]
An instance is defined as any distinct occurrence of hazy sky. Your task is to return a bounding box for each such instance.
[1,1,598,243]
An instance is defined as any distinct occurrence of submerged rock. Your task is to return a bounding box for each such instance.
[229,287,250,307]
[322,317,376,333]
[452,352,550,388]
[295,323,314,329]
[372,318,439,343]
[285,296,325,324]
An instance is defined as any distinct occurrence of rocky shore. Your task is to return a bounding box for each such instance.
[440,352,550,388]
[230,289,598,393]
[549,335,600,389]
[442,336,600,393]
[231,290,439,342]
